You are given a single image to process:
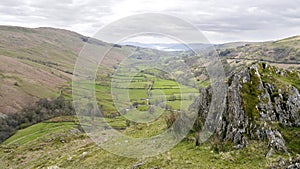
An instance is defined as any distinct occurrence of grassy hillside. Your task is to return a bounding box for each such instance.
[0,26,298,115]
[1,63,299,168]
[0,116,274,169]
[0,26,134,115]
[0,26,299,168]
[216,36,300,73]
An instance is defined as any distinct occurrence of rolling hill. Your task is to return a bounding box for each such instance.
[0,26,299,168]
[0,26,135,115]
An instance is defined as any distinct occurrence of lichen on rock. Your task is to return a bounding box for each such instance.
[193,63,300,155]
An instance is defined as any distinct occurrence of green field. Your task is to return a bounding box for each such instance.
[93,69,199,118]
[0,116,277,169]
[3,119,77,146]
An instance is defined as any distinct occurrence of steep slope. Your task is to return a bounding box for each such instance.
[0,26,82,115]
[0,26,134,115]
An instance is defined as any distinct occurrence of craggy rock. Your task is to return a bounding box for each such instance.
[193,63,300,153]
[271,156,300,169]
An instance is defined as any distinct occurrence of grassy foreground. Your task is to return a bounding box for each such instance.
[0,116,285,169]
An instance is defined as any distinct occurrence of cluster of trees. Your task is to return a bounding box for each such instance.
[0,96,75,143]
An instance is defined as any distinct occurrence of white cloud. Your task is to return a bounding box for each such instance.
[0,0,299,43]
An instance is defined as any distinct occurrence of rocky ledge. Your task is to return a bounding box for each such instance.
[193,63,300,156]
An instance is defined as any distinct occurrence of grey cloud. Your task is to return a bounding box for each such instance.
[0,0,299,43]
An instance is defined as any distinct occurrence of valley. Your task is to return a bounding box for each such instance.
[0,26,299,168]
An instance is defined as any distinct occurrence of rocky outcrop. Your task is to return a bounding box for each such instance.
[271,156,300,169]
[194,63,300,154]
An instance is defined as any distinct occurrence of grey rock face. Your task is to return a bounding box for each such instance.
[272,87,300,127]
[194,63,300,153]
[272,156,300,169]
[266,148,274,157]
[265,129,287,152]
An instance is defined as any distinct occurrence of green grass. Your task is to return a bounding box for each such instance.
[151,88,179,95]
[129,89,148,100]
[166,100,193,110]
[3,121,77,146]
[104,116,127,128]
[240,68,261,121]
[136,105,150,111]
[93,70,199,120]
[124,113,167,137]
[197,79,210,88]
[124,107,165,123]
[0,123,270,169]
[77,67,199,118]
[278,125,300,154]
[153,79,179,89]
[259,63,300,91]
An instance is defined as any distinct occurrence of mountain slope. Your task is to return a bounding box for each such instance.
[1,63,299,168]
[0,26,135,115]
[0,26,299,168]
[218,36,300,68]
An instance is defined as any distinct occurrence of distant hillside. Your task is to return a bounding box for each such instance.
[121,42,214,51]
[0,26,134,115]
[217,36,300,68]
[0,26,299,115]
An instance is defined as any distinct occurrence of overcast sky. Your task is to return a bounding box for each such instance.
[0,0,299,43]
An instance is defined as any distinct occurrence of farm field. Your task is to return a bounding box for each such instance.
[96,68,199,120]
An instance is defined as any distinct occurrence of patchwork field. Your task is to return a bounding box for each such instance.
[94,68,199,121]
